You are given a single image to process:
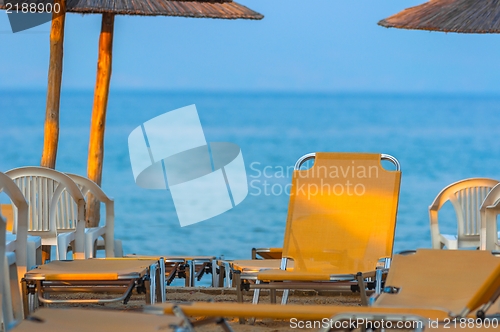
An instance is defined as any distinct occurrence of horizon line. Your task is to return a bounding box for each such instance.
[3,88,500,97]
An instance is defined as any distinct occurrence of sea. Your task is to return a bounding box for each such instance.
[2,90,500,263]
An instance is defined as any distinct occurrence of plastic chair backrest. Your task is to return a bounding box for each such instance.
[479,183,500,216]
[429,178,499,247]
[6,167,85,234]
[281,152,401,274]
[479,183,500,250]
[55,190,80,230]
[59,174,114,229]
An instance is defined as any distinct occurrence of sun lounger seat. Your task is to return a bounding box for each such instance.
[372,249,500,315]
[148,301,452,321]
[23,257,165,309]
[146,249,500,331]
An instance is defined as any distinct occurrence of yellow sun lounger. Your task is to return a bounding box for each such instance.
[146,249,500,331]
[372,249,500,316]
[226,152,401,305]
[1,215,187,332]
[22,257,165,313]
[150,301,452,321]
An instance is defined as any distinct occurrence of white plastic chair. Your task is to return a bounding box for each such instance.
[3,207,42,271]
[1,210,23,331]
[429,178,499,249]
[63,173,121,258]
[5,167,86,260]
[0,172,33,278]
[479,183,500,250]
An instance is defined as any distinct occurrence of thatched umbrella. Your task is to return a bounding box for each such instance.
[378,0,499,248]
[378,0,500,33]
[1,0,263,227]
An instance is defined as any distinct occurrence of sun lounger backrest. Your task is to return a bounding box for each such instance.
[376,249,500,316]
[282,152,401,274]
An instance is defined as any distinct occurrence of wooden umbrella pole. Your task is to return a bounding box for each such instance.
[40,0,66,262]
[41,0,66,169]
[87,13,115,227]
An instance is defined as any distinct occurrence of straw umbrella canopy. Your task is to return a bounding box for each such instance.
[1,0,262,227]
[378,0,500,33]
[64,0,262,18]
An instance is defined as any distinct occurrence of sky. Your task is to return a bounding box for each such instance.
[2,0,500,93]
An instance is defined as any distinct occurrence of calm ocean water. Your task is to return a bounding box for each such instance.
[1,90,500,261]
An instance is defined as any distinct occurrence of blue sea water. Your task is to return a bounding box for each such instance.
[1,90,500,260]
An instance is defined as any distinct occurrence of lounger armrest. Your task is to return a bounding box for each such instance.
[257,269,349,281]
[360,270,376,279]
[251,247,282,260]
